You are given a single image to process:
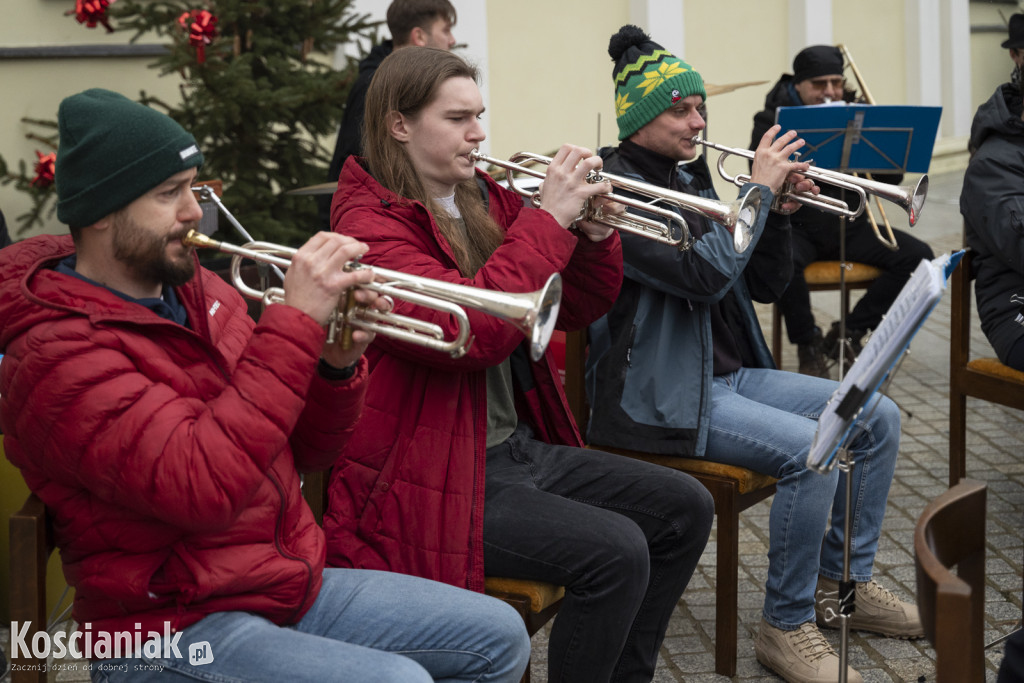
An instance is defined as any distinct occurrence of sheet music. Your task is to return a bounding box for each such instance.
[807,252,964,473]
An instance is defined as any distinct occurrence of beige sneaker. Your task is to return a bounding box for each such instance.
[815,576,924,639]
[755,619,863,683]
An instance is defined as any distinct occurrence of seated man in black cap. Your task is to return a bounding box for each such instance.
[749,45,934,377]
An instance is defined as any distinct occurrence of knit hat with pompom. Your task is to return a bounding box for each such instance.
[608,25,705,140]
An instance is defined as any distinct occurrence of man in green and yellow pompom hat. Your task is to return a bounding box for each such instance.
[589,25,920,683]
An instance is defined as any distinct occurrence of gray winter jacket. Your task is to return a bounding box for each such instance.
[585,143,791,457]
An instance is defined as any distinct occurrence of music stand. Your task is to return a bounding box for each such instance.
[775,103,941,379]
[776,103,942,683]
[805,251,961,682]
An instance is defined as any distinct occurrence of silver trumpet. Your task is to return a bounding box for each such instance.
[182,230,562,361]
[470,149,762,253]
[692,136,927,227]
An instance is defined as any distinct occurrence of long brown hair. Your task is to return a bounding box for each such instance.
[364,46,504,276]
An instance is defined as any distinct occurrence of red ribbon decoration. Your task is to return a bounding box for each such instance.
[31,151,57,189]
[67,0,114,33]
[177,10,218,64]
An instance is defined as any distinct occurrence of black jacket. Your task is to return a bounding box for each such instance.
[319,40,395,228]
[961,83,1024,365]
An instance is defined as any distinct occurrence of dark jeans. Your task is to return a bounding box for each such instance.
[780,218,934,344]
[482,424,714,683]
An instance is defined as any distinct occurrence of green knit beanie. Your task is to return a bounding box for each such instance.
[608,25,706,141]
[56,88,204,229]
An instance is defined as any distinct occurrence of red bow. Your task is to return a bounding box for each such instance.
[67,0,114,33]
[31,151,57,189]
[178,10,218,64]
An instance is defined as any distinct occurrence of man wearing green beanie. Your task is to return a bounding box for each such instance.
[585,26,919,683]
[0,88,531,682]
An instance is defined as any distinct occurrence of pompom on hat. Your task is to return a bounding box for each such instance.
[608,25,706,141]
[55,88,204,229]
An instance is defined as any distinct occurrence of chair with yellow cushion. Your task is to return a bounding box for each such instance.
[949,248,1024,486]
[563,330,776,677]
[771,260,882,369]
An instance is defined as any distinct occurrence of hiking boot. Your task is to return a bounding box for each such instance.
[755,619,862,683]
[797,328,830,379]
[815,576,924,639]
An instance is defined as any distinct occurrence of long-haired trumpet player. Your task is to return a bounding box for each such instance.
[0,88,534,683]
[750,44,935,377]
[323,46,717,683]
[584,27,919,683]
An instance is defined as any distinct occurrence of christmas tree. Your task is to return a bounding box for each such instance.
[1,0,378,246]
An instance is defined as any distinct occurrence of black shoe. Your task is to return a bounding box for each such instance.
[823,322,866,367]
[797,328,830,378]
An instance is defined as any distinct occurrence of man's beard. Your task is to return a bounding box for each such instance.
[112,212,197,289]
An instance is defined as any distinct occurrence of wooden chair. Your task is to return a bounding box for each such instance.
[913,478,987,683]
[563,330,776,677]
[949,249,1024,486]
[300,469,563,683]
[771,260,882,369]
[9,493,53,683]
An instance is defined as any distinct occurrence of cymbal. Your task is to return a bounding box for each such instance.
[284,182,336,196]
[704,80,768,97]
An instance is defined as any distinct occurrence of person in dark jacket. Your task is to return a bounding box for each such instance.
[749,45,934,378]
[0,88,530,683]
[318,0,457,228]
[961,82,1024,371]
[325,46,715,683]
[587,27,920,683]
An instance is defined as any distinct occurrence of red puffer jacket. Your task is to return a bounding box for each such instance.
[0,235,368,640]
[323,158,623,592]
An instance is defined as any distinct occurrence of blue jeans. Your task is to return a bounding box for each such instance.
[90,568,531,683]
[483,424,714,683]
[706,368,900,630]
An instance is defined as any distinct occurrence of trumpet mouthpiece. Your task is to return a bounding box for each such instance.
[182,229,219,249]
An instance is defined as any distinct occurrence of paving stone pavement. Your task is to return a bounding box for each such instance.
[2,168,1021,683]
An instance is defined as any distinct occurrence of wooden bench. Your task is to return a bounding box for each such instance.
[562,330,776,677]
[772,260,882,369]
[949,249,1024,486]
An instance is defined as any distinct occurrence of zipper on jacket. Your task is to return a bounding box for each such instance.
[626,324,637,367]
[268,469,315,623]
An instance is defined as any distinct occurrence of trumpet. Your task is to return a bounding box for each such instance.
[692,136,928,228]
[470,149,762,253]
[182,230,563,361]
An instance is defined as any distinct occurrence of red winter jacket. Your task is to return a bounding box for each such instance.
[0,235,368,641]
[323,158,623,592]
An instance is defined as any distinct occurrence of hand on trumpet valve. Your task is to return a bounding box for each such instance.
[284,232,378,368]
[537,143,611,232]
[577,195,622,242]
[750,125,819,213]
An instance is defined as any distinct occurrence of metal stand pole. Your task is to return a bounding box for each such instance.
[836,446,854,683]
